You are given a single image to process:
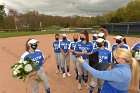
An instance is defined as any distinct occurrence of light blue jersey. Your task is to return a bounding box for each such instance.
[53,40,61,53]
[21,50,44,68]
[75,41,93,59]
[92,48,111,63]
[112,44,130,51]
[82,62,131,93]
[131,43,140,50]
[59,39,71,53]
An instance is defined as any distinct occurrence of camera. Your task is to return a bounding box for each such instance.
[75,55,81,58]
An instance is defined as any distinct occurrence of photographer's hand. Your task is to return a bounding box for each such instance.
[77,56,84,63]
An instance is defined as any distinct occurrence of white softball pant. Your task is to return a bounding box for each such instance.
[72,54,77,69]
[76,59,89,83]
[90,77,104,89]
[29,67,50,93]
[60,53,70,73]
[54,53,61,70]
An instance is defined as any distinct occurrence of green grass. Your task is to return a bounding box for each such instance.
[0,31,77,38]
[0,31,139,38]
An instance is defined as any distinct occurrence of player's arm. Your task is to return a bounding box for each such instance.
[74,51,85,55]
[84,43,93,55]
[59,41,65,55]
[74,43,84,55]
[65,42,71,56]
[68,42,73,52]
[60,48,65,55]
[42,53,51,64]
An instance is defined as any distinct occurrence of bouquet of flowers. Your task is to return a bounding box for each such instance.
[11,57,39,81]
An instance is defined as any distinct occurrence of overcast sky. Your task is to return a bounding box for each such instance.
[0,0,129,17]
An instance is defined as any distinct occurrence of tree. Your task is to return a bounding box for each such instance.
[123,0,140,22]
[95,15,107,25]
[0,5,5,28]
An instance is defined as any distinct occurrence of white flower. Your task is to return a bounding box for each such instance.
[17,65,23,69]
[14,68,20,73]
[13,67,16,70]
[135,52,138,55]
[135,52,140,60]
[18,60,23,63]
[13,69,20,75]
[14,65,18,68]
[23,61,28,64]
[13,65,17,70]
[24,64,33,72]
[18,76,22,79]
[13,71,18,75]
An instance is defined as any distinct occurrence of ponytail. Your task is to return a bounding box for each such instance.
[119,35,126,44]
[129,58,139,92]
[123,38,127,44]
[113,48,139,93]
[25,38,33,51]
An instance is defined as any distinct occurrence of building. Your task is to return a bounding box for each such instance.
[100,22,140,34]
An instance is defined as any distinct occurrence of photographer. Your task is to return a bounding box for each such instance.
[89,38,111,93]
[78,48,139,93]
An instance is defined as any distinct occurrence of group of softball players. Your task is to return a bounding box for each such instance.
[19,28,139,93]
[52,28,140,93]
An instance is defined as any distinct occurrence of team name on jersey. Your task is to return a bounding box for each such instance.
[79,47,90,51]
[32,55,42,62]
[54,44,59,47]
[78,44,82,47]
[60,43,69,46]
[71,43,76,46]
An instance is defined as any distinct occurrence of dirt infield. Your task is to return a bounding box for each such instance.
[0,34,139,93]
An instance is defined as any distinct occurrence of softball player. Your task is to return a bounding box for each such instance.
[98,28,111,51]
[69,34,79,80]
[59,34,71,78]
[90,38,112,93]
[20,38,50,93]
[112,35,130,52]
[91,34,98,49]
[75,30,93,90]
[131,42,140,89]
[98,32,111,51]
[53,34,61,74]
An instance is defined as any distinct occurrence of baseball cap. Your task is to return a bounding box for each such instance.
[96,38,105,43]
[114,36,124,40]
[93,34,98,37]
[28,39,39,44]
[62,34,67,37]
[98,33,105,37]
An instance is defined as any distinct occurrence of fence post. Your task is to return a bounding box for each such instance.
[111,25,114,33]
[127,24,130,34]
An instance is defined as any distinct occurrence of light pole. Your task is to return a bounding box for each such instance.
[14,16,18,32]
[40,21,42,31]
